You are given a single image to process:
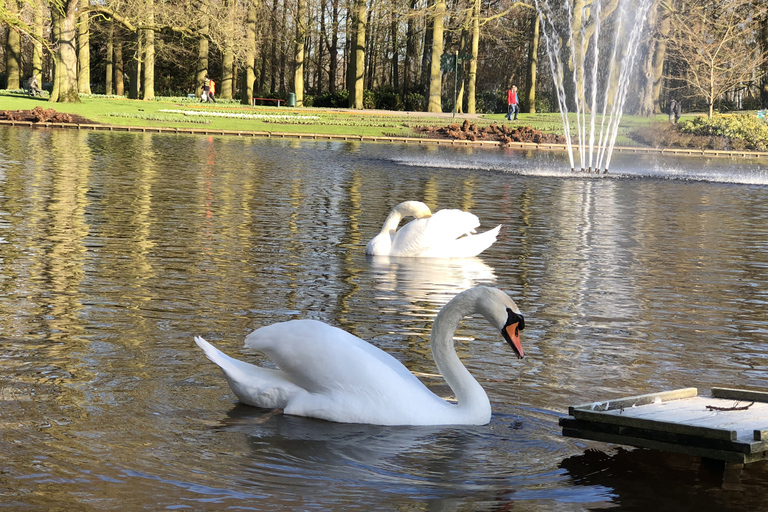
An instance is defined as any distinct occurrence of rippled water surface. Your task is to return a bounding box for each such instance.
[1,126,768,510]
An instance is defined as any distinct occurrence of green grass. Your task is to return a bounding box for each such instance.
[0,91,674,145]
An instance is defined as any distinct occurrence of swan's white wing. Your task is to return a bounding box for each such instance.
[246,320,447,424]
[420,224,502,258]
[391,209,498,257]
[194,336,303,408]
[246,319,426,393]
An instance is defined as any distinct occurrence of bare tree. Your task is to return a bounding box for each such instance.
[668,0,768,118]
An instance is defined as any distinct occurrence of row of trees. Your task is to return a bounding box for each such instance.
[1,0,767,116]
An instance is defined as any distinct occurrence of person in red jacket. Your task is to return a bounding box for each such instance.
[507,85,519,121]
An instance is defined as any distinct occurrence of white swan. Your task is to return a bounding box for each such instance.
[194,286,525,426]
[365,200,502,258]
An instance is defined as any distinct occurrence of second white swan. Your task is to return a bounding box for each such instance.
[194,286,525,426]
[365,200,502,258]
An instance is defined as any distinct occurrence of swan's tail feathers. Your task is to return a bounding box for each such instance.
[193,336,299,409]
[444,224,502,258]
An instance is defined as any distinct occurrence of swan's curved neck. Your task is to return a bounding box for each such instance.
[430,290,491,420]
[380,209,405,234]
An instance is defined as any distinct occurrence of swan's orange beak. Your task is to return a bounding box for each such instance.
[503,322,524,359]
[502,308,525,359]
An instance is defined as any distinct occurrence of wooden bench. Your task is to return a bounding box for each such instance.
[252,97,284,107]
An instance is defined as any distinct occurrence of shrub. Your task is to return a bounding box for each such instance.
[679,115,768,151]
[404,92,425,112]
[363,89,376,110]
[476,90,507,114]
[374,87,404,111]
[312,90,349,108]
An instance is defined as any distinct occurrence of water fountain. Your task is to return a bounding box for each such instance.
[534,0,654,173]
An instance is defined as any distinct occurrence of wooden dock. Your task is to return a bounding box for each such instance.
[560,387,768,463]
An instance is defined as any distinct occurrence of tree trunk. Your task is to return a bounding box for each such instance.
[142,28,155,100]
[5,0,22,89]
[106,21,114,95]
[196,15,209,98]
[390,0,399,89]
[403,0,418,92]
[316,0,327,95]
[525,11,539,113]
[33,1,43,87]
[50,6,61,99]
[346,0,355,94]
[142,0,155,100]
[455,31,467,113]
[350,0,366,108]
[270,0,278,93]
[420,0,434,92]
[427,0,445,112]
[221,0,235,99]
[50,0,81,102]
[242,0,257,104]
[129,32,141,99]
[651,2,672,114]
[294,0,307,105]
[114,37,124,96]
[77,0,91,94]
[466,0,480,113]
[222,49,235,99]
[328,0,339,93]
[761,11,768,107]
[279,2,287,92]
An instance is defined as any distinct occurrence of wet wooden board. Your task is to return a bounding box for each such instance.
[560,387,768,463]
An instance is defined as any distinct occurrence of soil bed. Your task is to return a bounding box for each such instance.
[0,106,97,125]
[416,119,567,144]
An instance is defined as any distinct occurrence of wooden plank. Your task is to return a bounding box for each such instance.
[571,408,737,441]
[573,404,768,447]
[598,398,768,435]
[604,396,720,420]
[569,388,697,415]
[560,417,768,455]
[712,387,768,403]
[561,426,750,463]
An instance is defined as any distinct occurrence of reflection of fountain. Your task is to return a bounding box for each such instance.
[535,0,653,173]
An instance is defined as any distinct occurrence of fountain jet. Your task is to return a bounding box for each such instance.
[535,0,653,174]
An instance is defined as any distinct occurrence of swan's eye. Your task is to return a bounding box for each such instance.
[505,307,525,331]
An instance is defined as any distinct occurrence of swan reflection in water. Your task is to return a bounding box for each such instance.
[214,404,537,507]
[367,255,497,309]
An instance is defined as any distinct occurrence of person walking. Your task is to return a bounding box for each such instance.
[202,75,211,102]
[669,99,681,123]
[208,79,217,103]
[507,85,519,121]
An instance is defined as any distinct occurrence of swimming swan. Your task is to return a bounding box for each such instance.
[365,200,502,258]
[194,286,525,426]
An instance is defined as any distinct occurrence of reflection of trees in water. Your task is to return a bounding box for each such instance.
[561,447,768,511]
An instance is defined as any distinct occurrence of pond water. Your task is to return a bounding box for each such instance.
[1,125,768,510]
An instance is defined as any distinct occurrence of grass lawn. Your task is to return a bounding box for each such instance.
[1,91,670,147]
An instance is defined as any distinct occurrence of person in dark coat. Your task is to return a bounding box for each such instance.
[669,99,682,123]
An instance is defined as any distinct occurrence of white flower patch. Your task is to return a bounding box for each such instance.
[159,109,320,121]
